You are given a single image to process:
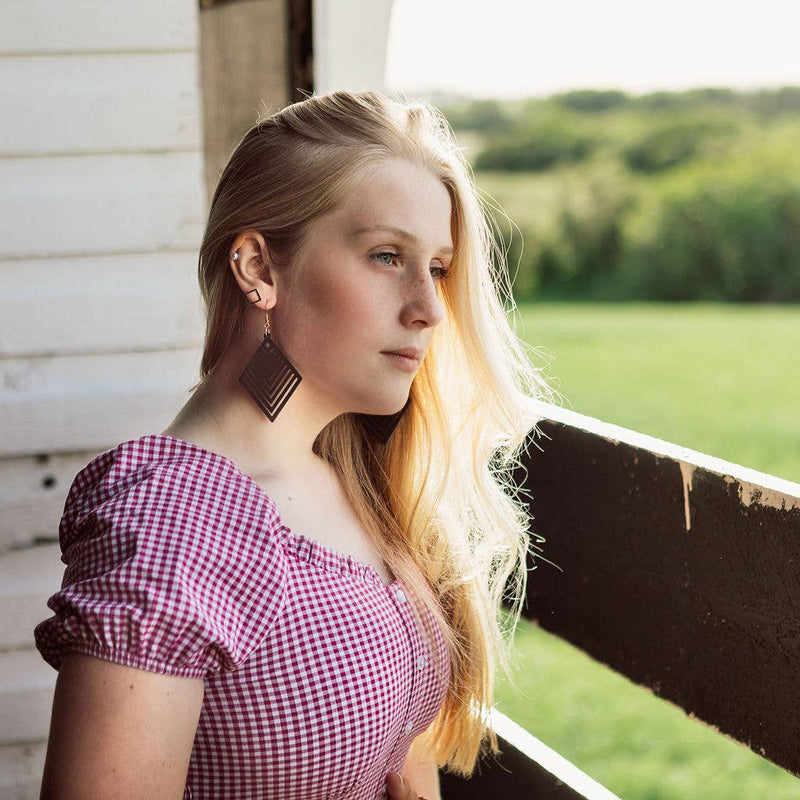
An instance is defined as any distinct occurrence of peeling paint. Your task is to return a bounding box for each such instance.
[677,461,800,529]
[737,483,800,512]
[679,462,696,532]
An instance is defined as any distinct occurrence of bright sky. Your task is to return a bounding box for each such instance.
[386,0,800,99]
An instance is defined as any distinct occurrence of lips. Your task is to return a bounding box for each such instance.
[382,347,423,361]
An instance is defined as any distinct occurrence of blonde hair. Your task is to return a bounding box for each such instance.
[194,90,553,777]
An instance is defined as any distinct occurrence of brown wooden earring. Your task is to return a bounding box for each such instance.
[238,302,302,422]
[359,397,411,444]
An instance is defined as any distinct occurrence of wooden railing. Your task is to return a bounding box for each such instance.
[439,405,800,798]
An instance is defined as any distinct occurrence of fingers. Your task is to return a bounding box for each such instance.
[385,771,421,800]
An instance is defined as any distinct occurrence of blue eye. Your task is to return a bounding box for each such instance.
[372,251,450,281]
[373,251,398,266]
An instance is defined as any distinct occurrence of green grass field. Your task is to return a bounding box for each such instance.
[514,302,800,483]
[494,302,800,799]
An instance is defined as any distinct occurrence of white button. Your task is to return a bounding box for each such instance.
[404,720,413,734]
[416,655,427,670]
[394,588,407,603]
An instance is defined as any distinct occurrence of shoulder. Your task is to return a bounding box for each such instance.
[60,434,283,557]
[36,434,289,677]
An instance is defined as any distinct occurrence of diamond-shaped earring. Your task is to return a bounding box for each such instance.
[238,293,302,422]
[358,397,411,444]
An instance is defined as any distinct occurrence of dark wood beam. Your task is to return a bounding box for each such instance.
[513,406,800,777]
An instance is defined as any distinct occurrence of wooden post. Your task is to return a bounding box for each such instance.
[198,0,298,204]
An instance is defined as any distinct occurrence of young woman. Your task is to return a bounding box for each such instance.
[34,90,551,800]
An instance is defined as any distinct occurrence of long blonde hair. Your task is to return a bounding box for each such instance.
[194,90,553,777]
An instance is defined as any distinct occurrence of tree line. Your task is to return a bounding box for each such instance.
[442,88,800,301]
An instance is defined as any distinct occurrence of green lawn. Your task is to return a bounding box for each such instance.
[494,302,800,799]
[514,302,800,483]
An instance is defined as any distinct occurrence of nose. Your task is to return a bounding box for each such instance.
[400,269,446,330]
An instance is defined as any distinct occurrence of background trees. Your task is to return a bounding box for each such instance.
[443,87,800,302]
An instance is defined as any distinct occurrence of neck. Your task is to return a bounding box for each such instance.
[163,351,339,485]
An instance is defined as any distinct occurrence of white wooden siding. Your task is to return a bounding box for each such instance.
[0,253,204,357]
[0,153,204,258]
[1,349,202,457]
[0,1,205,796]
[0,0,196,53]
[0,53,201,156]
[0,742,47,800]
[0,450,100,552]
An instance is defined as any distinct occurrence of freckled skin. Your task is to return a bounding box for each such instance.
[271,158,452,418]
[39,653,203,797]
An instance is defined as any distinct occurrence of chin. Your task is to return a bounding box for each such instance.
[358,393,409,417]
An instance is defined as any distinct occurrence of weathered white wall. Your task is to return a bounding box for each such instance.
[0,2,205,797]
[313,0,395,93]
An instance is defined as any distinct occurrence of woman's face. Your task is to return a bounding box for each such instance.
[274,157,453,417]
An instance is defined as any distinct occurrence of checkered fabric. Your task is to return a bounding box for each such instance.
[34,434,451,800]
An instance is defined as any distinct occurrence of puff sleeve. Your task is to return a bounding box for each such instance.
[34,443,288,679]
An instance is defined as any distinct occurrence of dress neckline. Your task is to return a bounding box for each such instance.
[135,433,400,589]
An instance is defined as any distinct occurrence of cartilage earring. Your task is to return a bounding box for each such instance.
[359,397,411,444]
[238,303,301,422]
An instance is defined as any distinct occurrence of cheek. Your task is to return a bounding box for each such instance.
[295,266,383,355]
[305,267,380,326]
[306,274,354,313]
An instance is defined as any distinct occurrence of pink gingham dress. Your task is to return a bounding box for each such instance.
[34,434,451,800]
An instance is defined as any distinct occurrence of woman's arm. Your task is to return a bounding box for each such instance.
[40,652,204,800]
[400,738,441,800]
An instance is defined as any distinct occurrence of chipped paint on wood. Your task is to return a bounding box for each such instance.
[532,401,800,502]
[737,482,800,511]
[679,461,696,532]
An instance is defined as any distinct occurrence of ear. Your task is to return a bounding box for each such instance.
[228,230,277,310]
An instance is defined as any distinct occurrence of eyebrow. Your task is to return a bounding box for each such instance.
[348,224,454,256]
